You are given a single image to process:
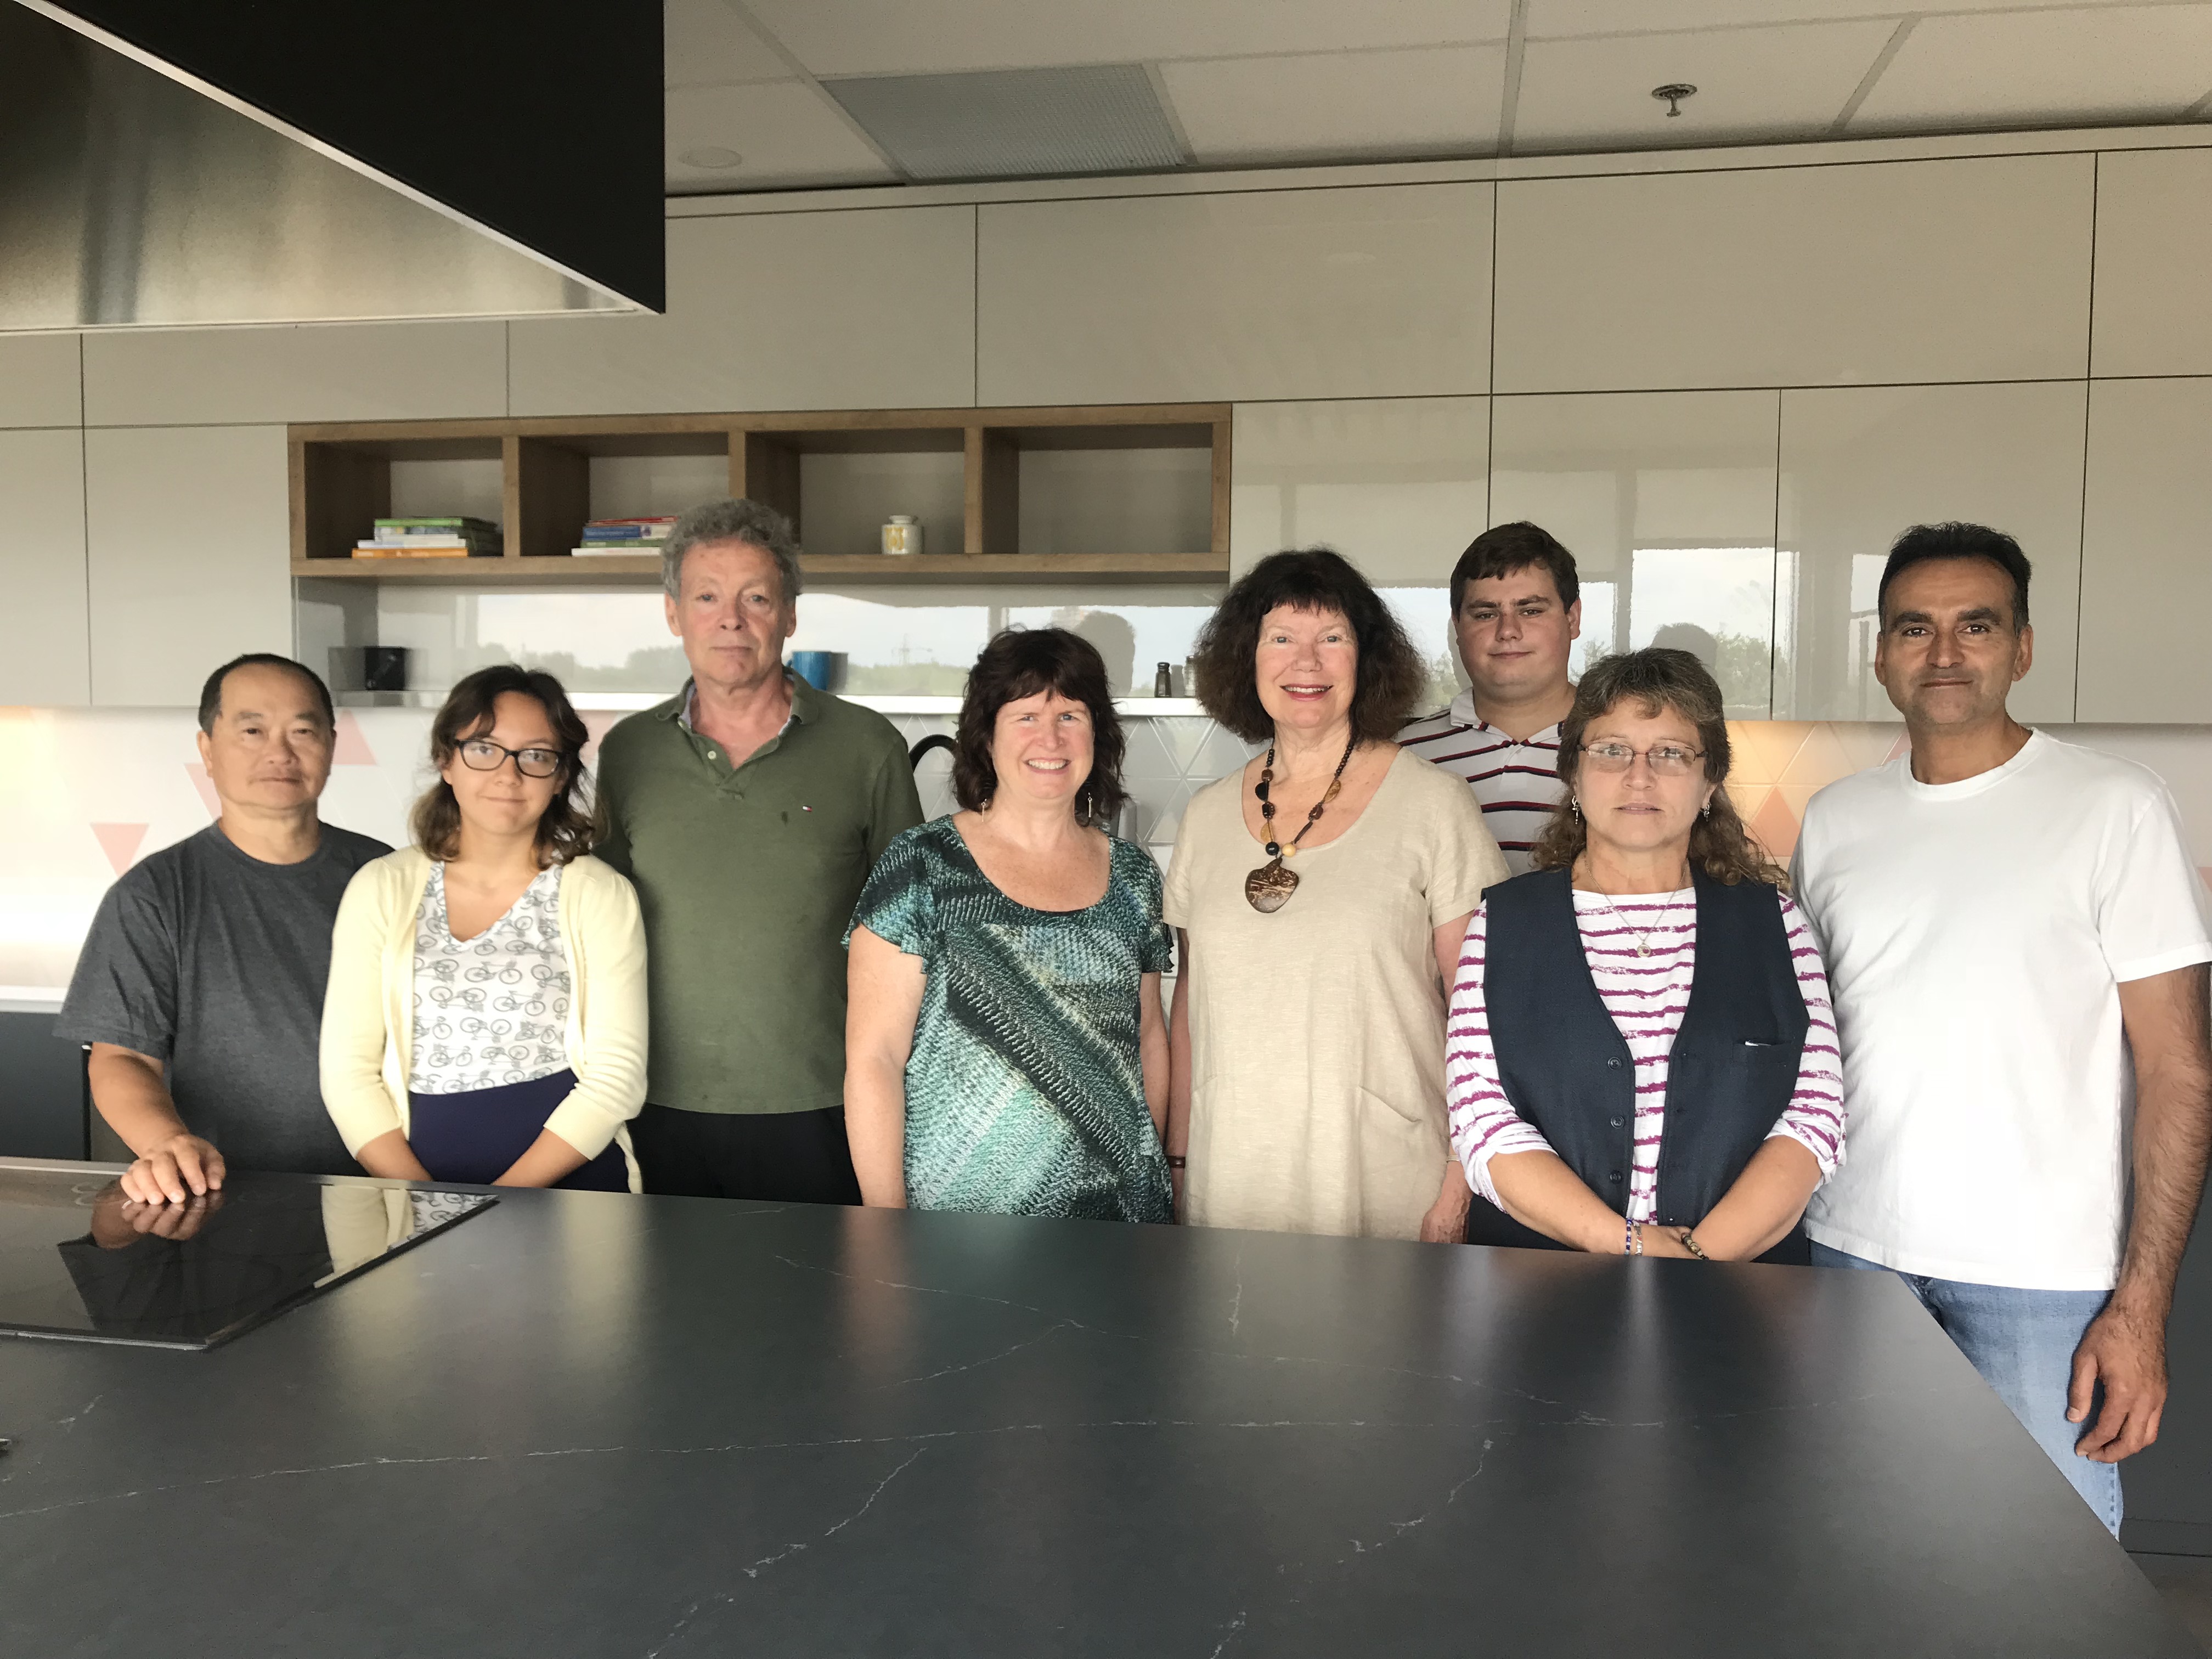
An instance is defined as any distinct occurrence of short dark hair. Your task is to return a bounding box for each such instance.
[410,665,594,865]
[1878,522,2031,629]
[197,653,334,736]
[952,628,1128,825]
[1190,548,1429,744]
[1449,521,1580,615]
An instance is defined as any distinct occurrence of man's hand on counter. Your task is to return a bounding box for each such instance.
[119,1132,227,1205]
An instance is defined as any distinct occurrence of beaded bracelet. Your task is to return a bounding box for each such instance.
[1623,1217,1643,1257]
[1678,1229,1709,1260]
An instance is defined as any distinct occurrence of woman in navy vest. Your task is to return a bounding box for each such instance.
[1445,648,1844,1263]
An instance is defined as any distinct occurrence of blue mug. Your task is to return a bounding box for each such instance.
[789,651,834,690]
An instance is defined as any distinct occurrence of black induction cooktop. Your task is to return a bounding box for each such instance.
[0,1165,494,1349]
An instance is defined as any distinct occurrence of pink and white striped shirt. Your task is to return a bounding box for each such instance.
[1446,887,1844,1221]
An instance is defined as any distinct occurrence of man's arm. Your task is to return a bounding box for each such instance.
[2072,962,2212,1462]
[87,1043,226,1203]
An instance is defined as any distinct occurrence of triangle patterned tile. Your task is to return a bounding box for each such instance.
[1728,721,1811,785]
[1750,789,1802,862]
[1155,716,1214,773]
[1120,721,1178,783]
[1780,724,1856,787]
[1192,725,1259,785]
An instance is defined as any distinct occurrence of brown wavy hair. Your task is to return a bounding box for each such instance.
[952,627,1127,824]
[1529,648,1785,887]
[411,665,594,866]
[1190,548,1427,743]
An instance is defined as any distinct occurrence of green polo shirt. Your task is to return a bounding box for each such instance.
[593,674,924,1116]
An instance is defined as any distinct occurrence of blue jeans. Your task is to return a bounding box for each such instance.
[1810,1242,2123,1537]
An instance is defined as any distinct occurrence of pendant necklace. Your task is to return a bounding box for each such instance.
[1244,733,1359,913]
[1575,857,1683,958]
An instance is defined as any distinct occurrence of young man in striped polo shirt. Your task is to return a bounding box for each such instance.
[1397,522,1582,874]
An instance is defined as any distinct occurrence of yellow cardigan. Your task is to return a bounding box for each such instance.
[319,847,647,1191]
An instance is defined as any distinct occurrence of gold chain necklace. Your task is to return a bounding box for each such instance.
[1244,734,1358,913]
[1573,857,1691,958]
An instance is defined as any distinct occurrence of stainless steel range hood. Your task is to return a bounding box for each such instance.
[1,1,662,329]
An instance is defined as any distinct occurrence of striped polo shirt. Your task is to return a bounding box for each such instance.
[1397,691,1566,876]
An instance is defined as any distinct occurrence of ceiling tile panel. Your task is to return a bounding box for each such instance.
[742,0,1513,78]
[1162,46,1507,166]
[1850,6,2212,131]
[1514,20,1896,151]
[665,82,897,193]
[663,0,791,88]
[1531,0,2035,35]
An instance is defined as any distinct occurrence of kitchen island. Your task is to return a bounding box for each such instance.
[0,1159,2194,1657]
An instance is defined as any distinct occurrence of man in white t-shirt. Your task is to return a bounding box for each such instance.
[1398,522,1581,874]
[1792,522,2212,1537]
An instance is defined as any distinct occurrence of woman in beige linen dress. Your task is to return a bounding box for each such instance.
[1164,549,1508,1242]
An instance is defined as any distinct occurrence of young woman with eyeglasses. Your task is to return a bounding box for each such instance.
[320,665,648,1191]
[1447,648,1845,1262]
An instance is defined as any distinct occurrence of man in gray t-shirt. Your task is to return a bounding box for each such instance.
[57,655,389,1198]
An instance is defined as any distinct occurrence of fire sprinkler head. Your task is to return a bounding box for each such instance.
[1652,83,1697,118]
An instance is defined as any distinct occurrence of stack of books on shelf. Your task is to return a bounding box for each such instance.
[572,516,677,556]
[352,517,502,558]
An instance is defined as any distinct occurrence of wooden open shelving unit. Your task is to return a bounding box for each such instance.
[290,403,1232,587]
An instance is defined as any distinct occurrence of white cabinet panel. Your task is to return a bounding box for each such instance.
[1489,391,1779,715]
[2091,149,2212,379]
[510,208,977,415]
[1229,398,1488,582]
[1777,382,2084,724]
[2078,378,2212,724]
[84,323,509,426]
[0,428,90,705]
[978,184,1491,405]
[86,426,291,707]
[0,335,81,427]
[1493,155,2093,392]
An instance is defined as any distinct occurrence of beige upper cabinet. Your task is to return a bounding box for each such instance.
[2090,149,2212,379]
[510,208,978,416]
[1493,154,2094,393]
[86,426,291,707]
[0,335,82,428]
[0,427,91,706]
[1489,390,1781,717]
[1230,397,1489,583]
[2078,378,2212,724]
[978,184,1492,406]
[83,323,508,427]
[1776,382,2086,725]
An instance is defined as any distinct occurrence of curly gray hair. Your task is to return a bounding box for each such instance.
[661,498,804,603]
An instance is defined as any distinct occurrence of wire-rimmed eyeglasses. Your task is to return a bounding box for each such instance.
[1578,741,1705,777]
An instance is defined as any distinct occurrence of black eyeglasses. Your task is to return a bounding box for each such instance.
[458,738,563,778]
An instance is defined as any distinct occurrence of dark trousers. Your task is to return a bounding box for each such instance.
[629,1103,862,1206]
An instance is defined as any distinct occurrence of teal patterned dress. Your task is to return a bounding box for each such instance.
[847,817,1174,1222]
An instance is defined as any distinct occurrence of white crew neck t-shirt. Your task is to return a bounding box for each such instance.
[1791,730,2211,1290]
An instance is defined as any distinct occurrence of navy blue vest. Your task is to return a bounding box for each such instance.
[1468,868,1811,1265]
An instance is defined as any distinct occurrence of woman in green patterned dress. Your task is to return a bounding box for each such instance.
[844,628,1173,1222]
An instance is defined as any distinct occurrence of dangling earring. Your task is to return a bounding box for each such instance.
[1570,797,1582,821]
[1700,799,1712,818]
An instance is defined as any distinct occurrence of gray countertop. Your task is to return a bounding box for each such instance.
[0,1169,2195,1657]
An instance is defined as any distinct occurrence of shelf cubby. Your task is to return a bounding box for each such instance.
[291,403,1231,588]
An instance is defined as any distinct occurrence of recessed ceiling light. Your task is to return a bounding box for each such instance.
[680,146,744,169]
[1651,83,1697,119]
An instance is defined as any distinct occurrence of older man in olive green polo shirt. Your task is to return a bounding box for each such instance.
[594,498,923,1204]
